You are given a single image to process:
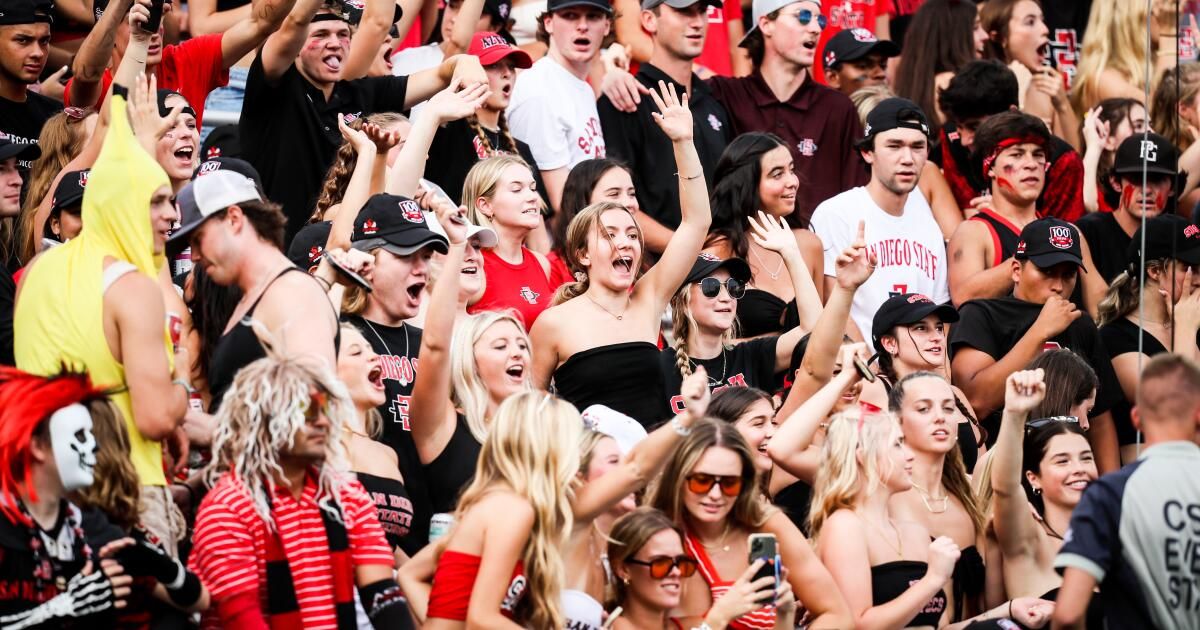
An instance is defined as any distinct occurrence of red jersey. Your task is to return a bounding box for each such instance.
[811,0,891,85]
[694,0,743,77]
[468,248,554,330]
[65,33,229,125]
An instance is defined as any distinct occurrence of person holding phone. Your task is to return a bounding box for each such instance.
[646,419,850,630]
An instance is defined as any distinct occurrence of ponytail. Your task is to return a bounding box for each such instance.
[1097,259,1166,326]
[670,290,694,379]
[553,276,589,306]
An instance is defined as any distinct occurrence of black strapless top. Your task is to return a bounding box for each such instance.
[355,472,419,557]
[423,415,481,514]
[872,561,947,628]
[738,289,799,338]
[553,342,670,427]
[952,545,985,621]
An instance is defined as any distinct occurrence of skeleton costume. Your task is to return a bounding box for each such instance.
[0,367,122,629]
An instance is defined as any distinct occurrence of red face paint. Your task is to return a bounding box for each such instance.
[996,176,1017,192]
[1120,183,1137,210]
[1155,188,1169,210]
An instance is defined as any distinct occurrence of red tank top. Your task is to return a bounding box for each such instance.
[683,532,776,630]
[427,550,527,621]
[468,247,554,330]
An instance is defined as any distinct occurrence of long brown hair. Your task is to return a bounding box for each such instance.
[893,0,980,138]
[552,201,644,305]
[12,112,91,264]
[605,507,684,608]
[71,398,141,531]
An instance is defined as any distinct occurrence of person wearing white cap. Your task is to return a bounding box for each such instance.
[168,169,342,409]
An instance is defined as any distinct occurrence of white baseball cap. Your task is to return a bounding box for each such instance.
[738,0,821,47]
[581,405,647,454]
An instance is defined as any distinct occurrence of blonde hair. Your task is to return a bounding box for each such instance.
[204,341,354,529]
[1097,259,1168,326]
[670,284,737,379]
[1069,0,1151,118]
[1151,63,1200,152]
[462,154,536,232]
[605,507,683,608]
[451,391,581,629]
[338,322,384,437]
[850,84,897,126]
[646,419,775,530]
[578,428,610,476]
[553,201,645,305]
[450,310,532,444]
[12,113,91,264]
[808,409,897,540]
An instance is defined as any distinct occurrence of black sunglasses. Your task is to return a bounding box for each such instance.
[626,554,699,579]
[697,277,746,299]
[1025,416,1080,432]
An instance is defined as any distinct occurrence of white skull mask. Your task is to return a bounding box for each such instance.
[49,404,96,491]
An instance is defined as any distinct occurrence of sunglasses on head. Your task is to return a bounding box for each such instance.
[792,9,827,28]
[686,473,743,496]
[1025,415,1080,433]
[697,277,746,299]
[626,554,699,579]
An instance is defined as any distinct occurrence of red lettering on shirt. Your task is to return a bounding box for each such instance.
[669,373,749,414]
[866,239,940,281]
[577,117,606,159]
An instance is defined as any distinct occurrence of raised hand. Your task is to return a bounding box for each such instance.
[835,220,876,289]
[1082,107,1109,152]
[432,202,470,246]
[337,115,376,154]
[128,73,180,153]
[749,211,800,257]
[1031,295,1081,341]
[364,121,402,153]
[323,247,376,286]
[926,536,961,583]
[680,366,711,418]
[648,80,693,142]
[1029,66,1067,110]
[835,342,871,385]
[1003,368,1046,416]
[128,0,153,41]
[1165,267,1200,332]
[428,78,490,124]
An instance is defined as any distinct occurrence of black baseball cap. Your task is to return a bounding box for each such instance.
[200,125,242,162]
[548,0,613,15]
[871,293,959,347]
[1128,214,1200,267]
[1113,133,1178,178]
[683,253,751,287]
[51,170,90,215]
[0,0,54,25]
[862,97,931,143]
[0,134,40,162]
[1014,218,1085,270]
[340,0,404,26]
[823,27,899,69]
[193,157,264,190]
[288,221,334,269]
[641,0,721,10]
[351,194,450,256]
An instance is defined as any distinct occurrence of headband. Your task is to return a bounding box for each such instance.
[981,134,1046,180]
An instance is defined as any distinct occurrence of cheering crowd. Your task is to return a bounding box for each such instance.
[1,0,1199,627]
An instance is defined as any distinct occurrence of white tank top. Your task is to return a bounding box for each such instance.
[562,589,604,630]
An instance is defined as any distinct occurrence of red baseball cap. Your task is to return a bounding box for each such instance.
[468,31,533,68]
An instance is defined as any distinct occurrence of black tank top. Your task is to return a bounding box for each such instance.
[872,561,947,627]
[355,472,419,556]
[952,545,985,621]
[553,342,670,428]
[738,289,800,339]
[968,209,1023,267]
[423,415,481,514]
[208,268,340,409]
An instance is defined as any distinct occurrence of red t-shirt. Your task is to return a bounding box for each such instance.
[694,0,743,77]
[189,473,394,630]
[811,0,891,85]
[65,33,230,125]
[468,247,555,330]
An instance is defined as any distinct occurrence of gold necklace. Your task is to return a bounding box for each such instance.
[911,482,949,514]
[749,244,784,280]
[584,293,630,320]
[699,522,733,553]
[863,515,904,558]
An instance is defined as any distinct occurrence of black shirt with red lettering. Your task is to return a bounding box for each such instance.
[948,296,1121,442]
[659,336,782,413]
[341,316,430,546]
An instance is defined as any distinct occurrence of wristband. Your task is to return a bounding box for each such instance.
[173,379,195,395]
[671,415,692,436]
[676,172,702,180]
[165,572,203,608]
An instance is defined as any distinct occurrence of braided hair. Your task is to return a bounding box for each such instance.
[466,112,521,157]
[669,282,738,379]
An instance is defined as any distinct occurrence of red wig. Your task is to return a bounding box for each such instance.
[0,367,105,526]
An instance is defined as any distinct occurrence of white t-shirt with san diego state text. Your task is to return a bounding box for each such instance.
[506,57,605,171]
[810,186,950,350]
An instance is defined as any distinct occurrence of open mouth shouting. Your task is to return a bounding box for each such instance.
[572,36,593,54]
[172,144,195,168]
[367,364,384,390]
[323,52,344,73]
[613,255,635,276]
[504,361,526,384]
[1036,41,1050,66]
[405,280,426,307]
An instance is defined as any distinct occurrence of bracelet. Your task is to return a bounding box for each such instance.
[1008,599,1013,620]
[671,415,693,436]
[172,379,195,395]
[676,172,702,180]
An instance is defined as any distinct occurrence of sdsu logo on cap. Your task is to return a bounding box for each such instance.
[398,199,424,223]
[197,161,222,176]
[362,219,379,235]
[824,50,837,66]
[1186,224,1200,239]
[1048,225,1073,249]
[308,245,324,262]
[78,171,89,187]
[850,28,876,43]
[1015,240,1027,255]
[907,294,932,304]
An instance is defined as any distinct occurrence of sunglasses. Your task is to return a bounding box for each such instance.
[686,473,743,497]
[626,554,699,579]
[697,277,746,299]
[1025,415,1080,432]
[306,390,330,422]
[791,9,827,29]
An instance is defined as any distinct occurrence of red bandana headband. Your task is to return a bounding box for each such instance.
[981,134,1047,180]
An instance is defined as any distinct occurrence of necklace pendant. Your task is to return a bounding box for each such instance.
[616,315,622,320]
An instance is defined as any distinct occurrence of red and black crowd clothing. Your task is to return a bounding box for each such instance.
[467,248,555,330]
[934,122,1086,224]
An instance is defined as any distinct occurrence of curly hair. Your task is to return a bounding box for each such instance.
[312,112,409,222]
[72,398,141,531]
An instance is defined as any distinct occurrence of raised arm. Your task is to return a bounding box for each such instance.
[768,343,868,482]
[220,0,301,67]
[343,0,400,79]
[407,201,471,464]
[384,80,489,196]
[1079,107,1106,214]
[634,82,711,312]
[446,0,484,56]
[69,0,135,108]
[329,118,386,249]
[990,369,1045,559]
[259,0,324,83]
[189,0,253,35]
[403,54,487,108]
[946,220,1013,306]
[572,369,709,522]
[919,161,963,240]
[747,211,820,366]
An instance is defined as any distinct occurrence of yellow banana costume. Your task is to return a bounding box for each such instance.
[15,94,174,486]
